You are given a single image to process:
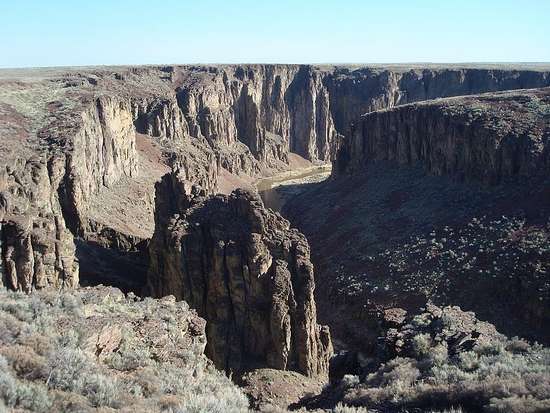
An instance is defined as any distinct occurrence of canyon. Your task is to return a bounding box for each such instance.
[284,87,550,347]
[1,64,550,412]
[3,64,550,292]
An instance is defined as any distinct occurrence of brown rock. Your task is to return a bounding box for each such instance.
[147,173,332,376]
[335,88,550,184]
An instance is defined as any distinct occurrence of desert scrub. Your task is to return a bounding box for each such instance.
[0,286,249,412]
[339,335,550,412]
[335,214,550,341]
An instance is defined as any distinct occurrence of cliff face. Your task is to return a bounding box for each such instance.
[326,67,550,137]
[64,96,139,234]
[335,88,550,184]
[2,64,550,292]
[147,174,332,376]
[172,65,550,165]
[0,91,153,291]
[174,65,339,164]
[1,154,79,291]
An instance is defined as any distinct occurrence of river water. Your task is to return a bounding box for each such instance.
[255,164,332,211]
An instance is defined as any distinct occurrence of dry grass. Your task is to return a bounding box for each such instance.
[0,287,250,412]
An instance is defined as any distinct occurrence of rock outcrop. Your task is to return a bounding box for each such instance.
[2,64,550,292]
[147,173,332,376]
[0,157,79,291]
[378,303,505,361]
[1,93,142,291]
[335,88,550,184]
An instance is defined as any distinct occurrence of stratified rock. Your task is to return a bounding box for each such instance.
[335,88,550,184]
[3,65,550,292]
[147,173,332,377]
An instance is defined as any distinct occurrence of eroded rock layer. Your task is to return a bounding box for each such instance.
[2,64,550,291]
[335,88,550,184]
[147,173,332,376]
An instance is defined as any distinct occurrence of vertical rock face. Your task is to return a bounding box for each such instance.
[147,173,332,377]
[325,67,550,137]
[65,96,139,234]
[1,154,79,291]
[334,88,550,184]
[175,65,340,164]
[3,65,550,292]
[1,95,140,291]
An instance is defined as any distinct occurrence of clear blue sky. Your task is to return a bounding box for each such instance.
[1,0,549,68]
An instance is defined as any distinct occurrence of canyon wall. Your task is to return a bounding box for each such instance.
[170,65,550,165]
[2,64,550,292]
[1,95,143,291]
[174,65,339,165]
[334,88,550,184]
[65,96,139,234]
[326,67,550,138]
[285,87,550,346]
[147,174,332,376]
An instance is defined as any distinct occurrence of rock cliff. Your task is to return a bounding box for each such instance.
[2,64,550,292]
[1,92,144,291]
[147,174,332,376]
[326,66,550,137]
[335,88,550,184]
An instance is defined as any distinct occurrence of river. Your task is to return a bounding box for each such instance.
[255,164,332,211]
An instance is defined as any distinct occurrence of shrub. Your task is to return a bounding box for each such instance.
[0,365,18,408]
[340,375,361,389]
[333,404,370,413]
[47,347,94,392]
[506,337,531,354]
[1,345,48,380]
[0,287,249,412]
[14,381,51,412]
[0,357,51,412]
[77,373,120,408]
[457,351,479,372]
[339,334,550,412]
[412,333,432,358]
[105,333,152,371]
[173,391,249,413]
[487,395,550,413]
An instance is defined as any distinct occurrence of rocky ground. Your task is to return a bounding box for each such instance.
[302,304,550,413]
[0,286,249,412]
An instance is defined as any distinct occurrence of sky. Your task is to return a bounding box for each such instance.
[1,0,549,68]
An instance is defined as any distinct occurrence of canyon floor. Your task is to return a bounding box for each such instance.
[1,65,549,412]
